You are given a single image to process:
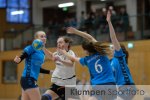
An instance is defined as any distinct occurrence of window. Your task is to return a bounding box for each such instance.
[0,0,6,8]
[19,9,30,23]
[7,8,30,23]
[2,61,17,83]
[7,0,19,8]
[7,8,19,23]
[6,0,30,23]
[20,0,30,8]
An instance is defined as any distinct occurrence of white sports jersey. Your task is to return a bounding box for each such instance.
[51,50,76,87]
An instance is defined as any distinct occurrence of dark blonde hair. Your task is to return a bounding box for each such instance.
[59,36,73,49]
[82,40,111,56]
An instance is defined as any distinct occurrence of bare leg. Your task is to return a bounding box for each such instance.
[88,96,97,100]
[26,87,41,100]
[43,90,59,100]
[21,89,30,100]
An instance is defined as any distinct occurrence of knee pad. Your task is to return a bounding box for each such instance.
[41,94,52,100]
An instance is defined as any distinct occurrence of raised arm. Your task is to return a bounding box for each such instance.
[67,27,97,43]
[40,67,53,74]
[106,11,121,51]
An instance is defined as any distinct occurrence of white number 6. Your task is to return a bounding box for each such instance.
[95,59,103,73]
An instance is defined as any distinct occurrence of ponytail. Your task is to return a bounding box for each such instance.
[92,42,111,56]
[82,40,111,56]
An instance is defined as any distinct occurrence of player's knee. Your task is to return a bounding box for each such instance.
[41,94,52,100]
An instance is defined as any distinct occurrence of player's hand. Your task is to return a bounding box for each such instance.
[14,56,21,63]
[57,48,67,55]
[54,55,62,62]
[67,27,77,34]
[106,10,111,22]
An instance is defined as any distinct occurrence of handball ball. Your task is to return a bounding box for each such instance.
[32,39,44,50]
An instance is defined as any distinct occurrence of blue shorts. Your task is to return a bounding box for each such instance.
[20,77,38,91]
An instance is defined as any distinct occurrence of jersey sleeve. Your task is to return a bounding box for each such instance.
[114,48,126,58]
[24,45,35,56]
[79,57,87,67]
[53,52,57,56]
[68,50,76,57]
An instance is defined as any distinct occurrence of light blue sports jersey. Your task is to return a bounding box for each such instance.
[22,45,45,80]
[110,58,125,85]
[79,52,115,85]
[113,48,134,86]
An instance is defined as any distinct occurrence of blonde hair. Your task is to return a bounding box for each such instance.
[34,31,46,39]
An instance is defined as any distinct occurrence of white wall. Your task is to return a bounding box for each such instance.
[76,0,86,25]
[126,0,137,31]
[32,0,43,25]
[0,38,4,51]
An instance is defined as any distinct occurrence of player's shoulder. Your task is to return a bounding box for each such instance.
[24,45,33,51]
[68,49,74,53]
[24,45,32,48]
[114,48,126,57]
[68,50,75,56]
[112,57,119,63]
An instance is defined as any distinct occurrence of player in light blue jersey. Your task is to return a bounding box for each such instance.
[14,31,52,100]
[110,44,134,86]
[107,10,135,100]
[58,27,117,100]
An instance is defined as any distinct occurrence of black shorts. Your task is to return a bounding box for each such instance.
[49,84,78,100]
[49,84,65,98]
[20,77,38,91]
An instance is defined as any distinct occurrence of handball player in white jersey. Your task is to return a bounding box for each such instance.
[42,36,76,100]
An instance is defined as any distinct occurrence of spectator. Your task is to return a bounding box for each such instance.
[80,11,86,29]
[118,7,129,33]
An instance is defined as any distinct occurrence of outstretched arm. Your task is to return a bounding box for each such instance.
[43,48,55,61]
[67,27,97,43]
[55,49,77,67]
[55,56,75,67]
[106,11,121,51]
[40,68,53,74]
[57,49,80,63]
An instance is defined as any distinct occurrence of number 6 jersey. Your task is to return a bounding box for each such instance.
[79,52,115,85]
